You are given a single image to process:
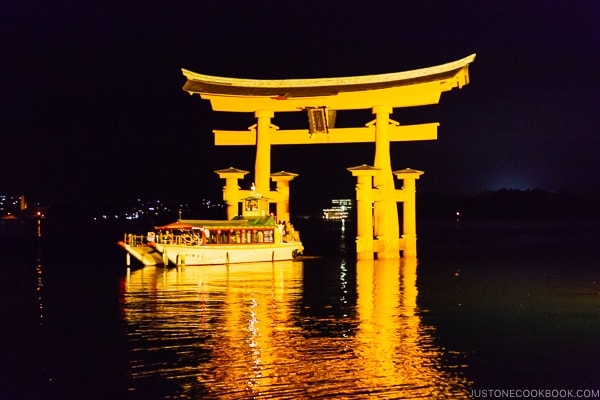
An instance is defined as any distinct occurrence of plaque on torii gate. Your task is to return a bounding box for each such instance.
[182,53,476,259]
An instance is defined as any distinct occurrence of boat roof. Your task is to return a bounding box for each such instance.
[155,216,276,230]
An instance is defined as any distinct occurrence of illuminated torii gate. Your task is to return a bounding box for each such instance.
[182,53,475,259]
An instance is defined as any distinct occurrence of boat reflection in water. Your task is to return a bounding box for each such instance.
[122,258,470,399]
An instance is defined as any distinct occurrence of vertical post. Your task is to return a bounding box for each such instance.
[276,181,289,221]
[222,177,240,220]
[270,172,298,223]
[394,169,424,257]
[372,105,400,259]
[255,110,274,196]
[348,165,379,260]
[215,167,249,220]
[403,178,417,257]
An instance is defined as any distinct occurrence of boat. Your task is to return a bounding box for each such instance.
[118,196,303,266]
[322,199,352,221]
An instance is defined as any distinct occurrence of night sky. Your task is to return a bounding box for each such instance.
[2,1,599,207]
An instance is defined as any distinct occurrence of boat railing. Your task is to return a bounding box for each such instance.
[124,233,146,247]
[153,228,295,246]
[124,226,302,247]
[152,232,200,246]
[283,231,301,243]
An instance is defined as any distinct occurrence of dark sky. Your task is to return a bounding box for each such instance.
[2,1,599,206]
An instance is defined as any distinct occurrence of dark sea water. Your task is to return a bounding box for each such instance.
[1,217,599,399]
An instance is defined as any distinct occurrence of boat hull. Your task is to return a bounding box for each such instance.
[118,241,164,266]
[153,242,303,266]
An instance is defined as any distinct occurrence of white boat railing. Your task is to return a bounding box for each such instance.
[124,234,145,246]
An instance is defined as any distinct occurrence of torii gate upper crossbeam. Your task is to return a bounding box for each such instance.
[182,54,475,112]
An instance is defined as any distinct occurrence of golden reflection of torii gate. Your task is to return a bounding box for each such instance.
[181,53,475,259]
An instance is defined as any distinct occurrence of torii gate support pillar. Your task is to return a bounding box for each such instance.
[348,165,379,260]
[270,171,298,223]
[394,169,424,258]
[214,167,249,220]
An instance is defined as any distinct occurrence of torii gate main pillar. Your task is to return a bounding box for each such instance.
[372,106,400,259]
[254,110,274,196]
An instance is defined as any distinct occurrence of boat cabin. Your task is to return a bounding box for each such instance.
[152,215,279,246]
[241,195,269,218]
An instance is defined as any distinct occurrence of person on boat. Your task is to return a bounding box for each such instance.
[277,222,284,242]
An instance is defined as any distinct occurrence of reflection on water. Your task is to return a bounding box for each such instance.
[122,258,470,399]
[3,219,597,398]
[35,255,44,326]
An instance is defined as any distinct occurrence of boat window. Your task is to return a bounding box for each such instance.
[245,199,259,211]
[263,229,274,243]
[159,227,276,245]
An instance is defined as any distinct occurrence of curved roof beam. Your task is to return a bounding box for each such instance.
[182,53,476,112]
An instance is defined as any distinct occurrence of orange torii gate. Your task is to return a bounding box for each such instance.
[181,53,475,259]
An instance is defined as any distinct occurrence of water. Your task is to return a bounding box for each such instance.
[1,217,599,399]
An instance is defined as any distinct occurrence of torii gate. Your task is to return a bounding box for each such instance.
[181,53,475,259]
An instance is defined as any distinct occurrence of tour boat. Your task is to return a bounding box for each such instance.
[118,200,303,267]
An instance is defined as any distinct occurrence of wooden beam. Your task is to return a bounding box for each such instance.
[213,123,439,146]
